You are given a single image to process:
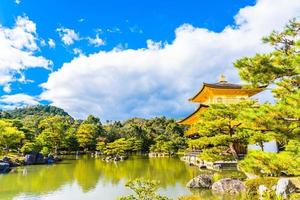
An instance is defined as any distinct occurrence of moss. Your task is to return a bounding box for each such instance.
[212,171,247,182]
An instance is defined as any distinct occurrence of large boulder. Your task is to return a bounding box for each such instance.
[24,152,46,165]
[45,155,55,164]
[186,174,212,188]
[1,156,23,167]
[35,153,45,164]
[275,178,296,199]
[24,153,36,165]
[0,162,10,173]
[212,178,246,194]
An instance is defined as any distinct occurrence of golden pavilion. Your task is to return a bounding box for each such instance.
[178,75,265,125]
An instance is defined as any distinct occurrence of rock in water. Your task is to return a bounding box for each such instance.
[24,153,36,165]
[212,178,246,194]
[186,175,212,188]
[35,153,45,164]
[276,178,296,199]
[45,155,55,164]
[0,162,10,173]
[24,152,46,165]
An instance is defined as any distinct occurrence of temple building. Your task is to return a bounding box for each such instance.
[178,75,265,125]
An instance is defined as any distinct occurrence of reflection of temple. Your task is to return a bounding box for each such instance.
[178,75,265,125]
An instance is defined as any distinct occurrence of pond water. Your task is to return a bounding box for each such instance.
[0,155,236,200]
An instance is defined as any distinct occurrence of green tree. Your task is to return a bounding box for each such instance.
[76,123,99,151]
[0,120,25,153]
[234,19,300,176]
[37,116,71,154]
[189,102,259,161]
[102,138,131,156]
[234,20,299,148]
[234,19,299,98]
[20,142,41,154]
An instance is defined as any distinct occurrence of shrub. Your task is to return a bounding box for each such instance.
[212,171,247,182]
[21,142,41,154]
[41,147,50,156]
[119,179,171,200]
[198,147,234,162]
[238,150,300,176]
[244,177,278,198]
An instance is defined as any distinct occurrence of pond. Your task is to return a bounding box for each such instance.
[0,155,238,200]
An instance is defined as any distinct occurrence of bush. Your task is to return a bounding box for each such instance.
[198,147,234,162]
[212,171,247,182]
[238,150,300,176]
[244,177,278,198]
[119,179,171,200]
[41,147,50,156]
[21,142,41,154]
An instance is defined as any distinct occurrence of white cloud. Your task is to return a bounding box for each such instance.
[78,18,84,23]
[3,84,11,93]
[41,0,300,120]
[73,48,83,55]
[88,34,105,47]
[56,27,80,45]
[48,38,56,48]
[0,16,51,92]
[15,0,21,5]
[0,93,39,110]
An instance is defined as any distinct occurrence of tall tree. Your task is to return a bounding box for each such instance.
[188,101,257,161]
[234,20,300,176]
[37,116,71,154]
[234,19,300,148]
[0,120,25,153]
[76,123,99,151]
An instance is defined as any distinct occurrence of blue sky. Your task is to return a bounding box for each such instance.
[0,0,299,120]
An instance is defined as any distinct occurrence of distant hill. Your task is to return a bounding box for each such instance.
[0,105,71,119]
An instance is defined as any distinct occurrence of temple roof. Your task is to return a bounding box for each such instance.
[189,75,266,103]
[177,104,209,125]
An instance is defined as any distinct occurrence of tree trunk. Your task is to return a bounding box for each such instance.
[229,143,239,160]
[55,146,58,156]
[259,142,264,151]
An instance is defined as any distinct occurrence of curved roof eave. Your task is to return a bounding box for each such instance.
[189,82,267,101]
[177,104,209,124]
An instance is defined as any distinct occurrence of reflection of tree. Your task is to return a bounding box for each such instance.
[0,156,233,200]
[0,160,75,200]
[95,156,199,188]
[73,157,101,192]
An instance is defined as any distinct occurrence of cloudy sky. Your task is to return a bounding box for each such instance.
[0,0,299,120]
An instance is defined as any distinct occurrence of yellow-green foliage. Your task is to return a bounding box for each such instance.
[198,147,234,162]
[212,171,247,182]
[239,148,300,177]
[244,177,278,198]
[0,119,25,152]
[101,138,131,156]
[119,179,171,200]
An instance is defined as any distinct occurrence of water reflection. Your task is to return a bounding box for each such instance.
[0,156,200,200]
